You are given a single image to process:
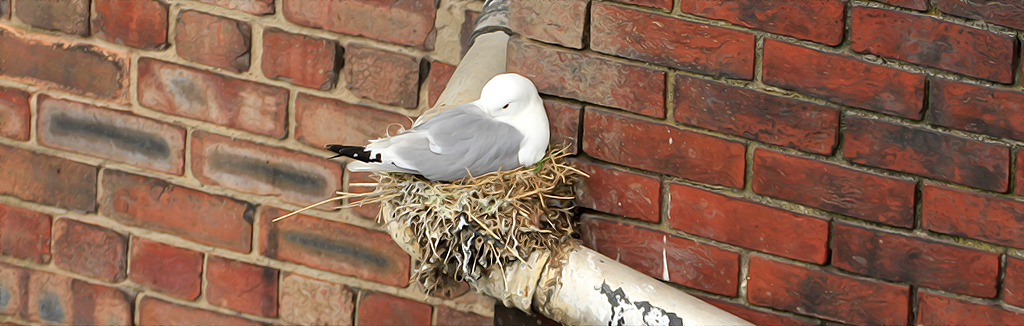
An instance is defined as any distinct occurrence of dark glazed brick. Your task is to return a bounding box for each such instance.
[345,45,420,109]
[0,204,51,263]
[674,75,839,154]
[592,2,755,79]
[175,11,251,72]
[571,159,660,223]
[851,7,1015,83]
[832,222,1000,297]
[763,39,925,119]
[15,0,89,35]
[52,219,127,282]
[93,0,168,49]
[936,0,1024,30]
[922,183,1024,249]
[679,0,845,45]
[930,79,1024,142]
[509,0,587,49]
[752,148,916,227]
[844,116,1010,192]
[206,256,278,317]
[747,255,910,325]
[0,86,30,141]
[356,292,432,326]
[262,29,338,90]
[0,144,97,212]
[129,238,203,300]
[198,0,274,15]
[283,0,435,49]
[917,291,1024,324]
[584,107,746,188]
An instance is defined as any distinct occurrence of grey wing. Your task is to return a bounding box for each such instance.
[391,105,524,181]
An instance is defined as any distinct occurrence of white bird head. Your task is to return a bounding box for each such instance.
[477,73,543,119]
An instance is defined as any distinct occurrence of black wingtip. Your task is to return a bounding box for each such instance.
[324,144,382,163]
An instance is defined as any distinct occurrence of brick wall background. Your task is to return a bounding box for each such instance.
[0,0,1023,325]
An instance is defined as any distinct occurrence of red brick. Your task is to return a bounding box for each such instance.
[613,0,671,10]
[347,171,380,219]
[0,144,97,211]
[206,256,278,317]
[99,169,253,253]
[763,39,925,119]
[508,39,666,118]
[1,0,8,19]
[674,75,839,154]
[580,215,740,296]
[845,116,1010,192]
[700,297,818,326]
[426,60,456,108]
[0,86,30,141]
[936,0,1024,32]
[592,3,755,79]
[190,131,342,208]
[544,99,581,155]
[851,7,1015,83]
[344,45,420,109]
[459,10,480,56]
[129,237,203,300]
[175,11,251,72]
[198,0,274,15]
[748,255,910,324]
[679,0,845,45]
[0,27,129,103]
[1007,256,1024,307]
[669,183,829,264]
[436,306,491,325]
[509,0,587,49]
[876,0,928,10]
[258,207,410,287]
[0,264,27,316]
[279,273,354,325]
[25,270,72,323]
[930,79,1024,142]
[0,204,51,263]
[583,107,746,188]
[833,221,999,297]
[138,58,288,137]
[37,95,186,175]
[15,0,88,35]
[70,280,132,325]
[571,159,660,223]
[752,148,916,227]
[25,270,132,325]
[917,290,1024,324]
[262,28,338,90]
[139,297,261,326]
[922,183,1024,249]
[52,219,127,282]
[93,0,168,49]
[356,291,431,326]
[294,93,412,149]
[1018,151,1024,197]
[283,0,435,48]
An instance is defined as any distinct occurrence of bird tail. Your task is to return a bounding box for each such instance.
[324,145,381,162]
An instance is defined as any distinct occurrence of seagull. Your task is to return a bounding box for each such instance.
[326,73,550,181]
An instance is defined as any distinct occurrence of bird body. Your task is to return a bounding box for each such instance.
[329,73,549,181]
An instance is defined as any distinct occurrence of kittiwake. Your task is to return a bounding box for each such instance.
[326,73,550,181]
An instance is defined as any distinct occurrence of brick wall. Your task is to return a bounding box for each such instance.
[1,0,1023,325]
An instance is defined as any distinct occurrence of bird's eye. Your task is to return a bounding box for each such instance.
[501,103,509,109]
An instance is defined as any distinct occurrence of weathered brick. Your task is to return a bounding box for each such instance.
[936,0,1024,33]
[752,148,916,227]
[25,270,72,323]
[763,39,925,119]
[1007,256,1024,308]
[38,95,186,175]
[0,264,26,317]
[747,255,910,324]
[922,183,1024,249]
[175,11,251,72]
[584,107,746,188]
[198,0,274,15]
[679,0,845,45]
[0,204,51,263]
[138,58,288,137]
[347,171,380,219]
[258,207,410,287]
[460,10,480,56]
[26,271,132,325]
[294,93,411,149]
[93,0,168,49]
[280,273,354,325]
[851,6,1015,83]
[283,0,435,48]
[426,60,456,108]
[544,99,581,155]
[1018,150,1024,197]
[436,306,491,325]
[509,0,587,49]
[99,169,253,253]
[0,86,30,141]
[139,297,261,326]
[570,159,660,223]
[669,183,829,264]
[344,45,420,109]
[191,131,342,208]
[206,256,278,317]
[700,297,818,326]
[930,79,1024,142]
[674,75,839,154]
[917,290,1024,324]
[592,2,755,79]
[845,116,1010,192]
[0,27,129,103]
[613,0,671,10]
[52,219,127,282]
[129,237,203,300]
[15,0,89,35]
[581,215,740,296]
[876,0,928,10]
[356,291,431,326]
[262,28,338,90]
[0,0,8,19]
[833,221,999,297]
[0,144,97,211]
[508,39,666,117]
